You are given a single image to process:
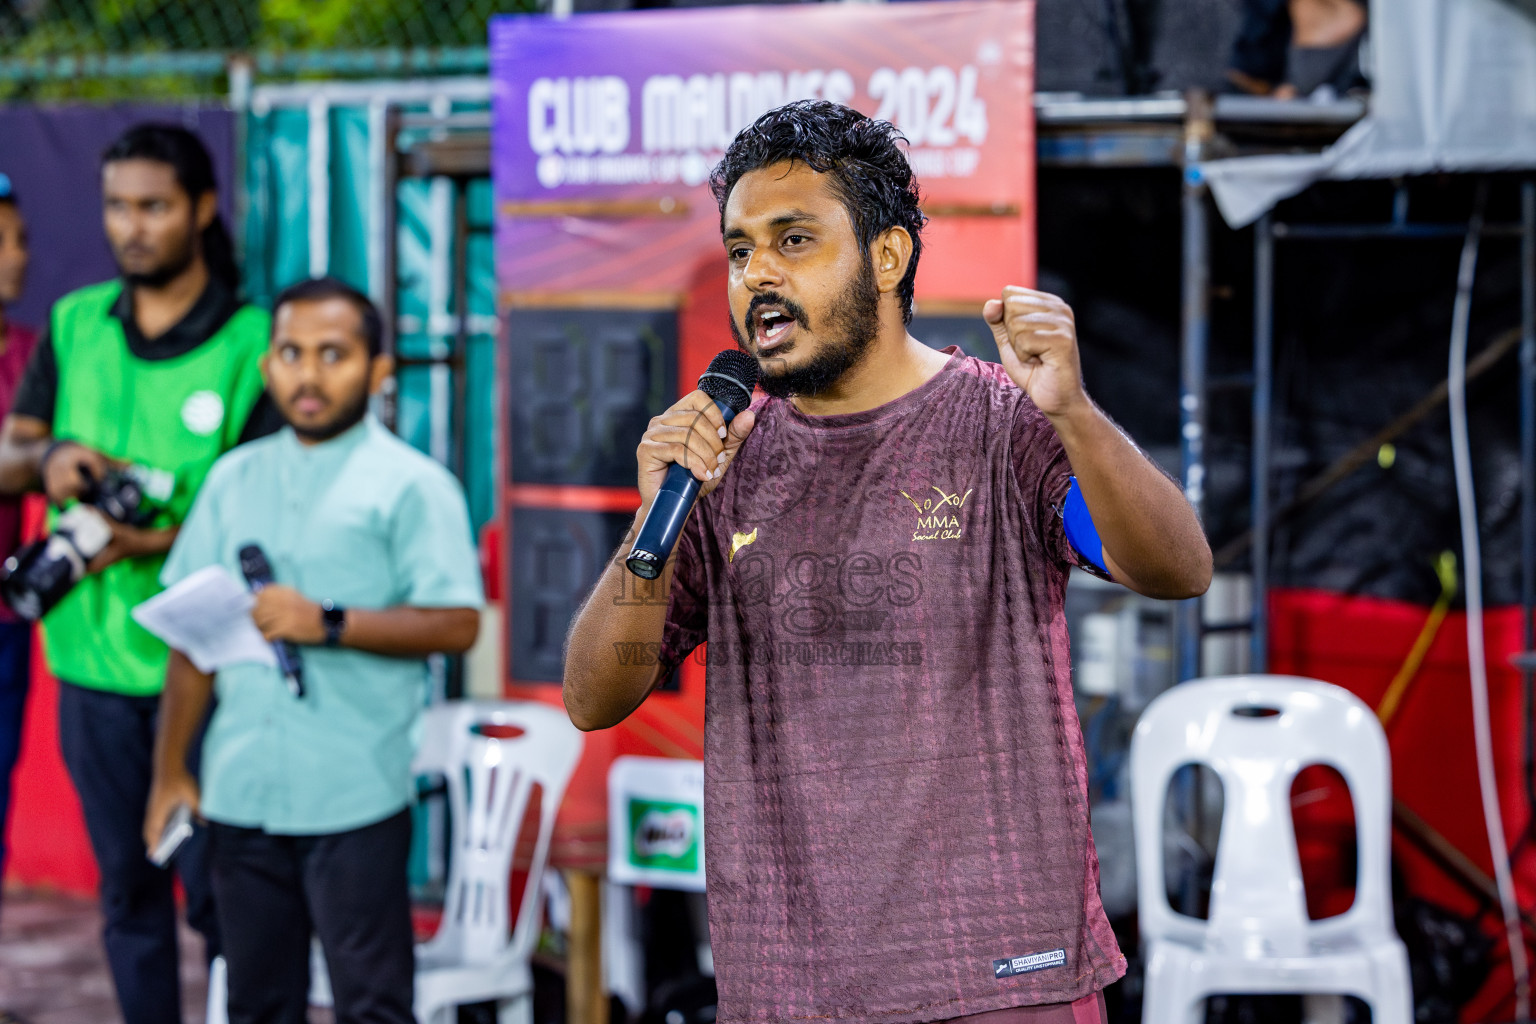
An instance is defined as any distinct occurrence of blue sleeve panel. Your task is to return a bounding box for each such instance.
[1063,476,1111,576]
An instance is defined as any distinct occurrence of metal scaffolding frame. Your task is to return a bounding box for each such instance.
[374,103,496,700]
[378,105,493,482]
[1136,92,1536,934]
[1173,130,1536,690]
[1033,91,1367,682]
[244,76,495,481]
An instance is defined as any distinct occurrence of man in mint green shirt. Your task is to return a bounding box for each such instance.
[145,277,482,1024]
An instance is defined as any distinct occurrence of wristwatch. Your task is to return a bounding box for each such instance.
[320,599,347,647]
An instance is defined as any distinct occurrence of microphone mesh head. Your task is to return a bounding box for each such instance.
[237,544,269,579]
[698,350,760,414]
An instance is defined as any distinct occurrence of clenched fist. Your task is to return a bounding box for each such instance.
[983,287,1087,420]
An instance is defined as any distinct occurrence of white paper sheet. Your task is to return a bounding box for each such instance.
[131,565,277,673]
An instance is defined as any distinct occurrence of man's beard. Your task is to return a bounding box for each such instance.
[730,258,881,400]
[289,388,371,443]
[120,229,198,289]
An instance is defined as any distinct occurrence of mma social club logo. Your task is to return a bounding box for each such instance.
[899,485,974,543]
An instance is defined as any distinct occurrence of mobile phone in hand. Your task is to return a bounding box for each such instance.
[149,803,194,867]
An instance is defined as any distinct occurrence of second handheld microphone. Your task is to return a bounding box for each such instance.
[626,350,760,580]
[238,543,305,698]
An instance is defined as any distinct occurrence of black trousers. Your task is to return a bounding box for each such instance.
[57,680,221,1024]
[209,808,416,1024]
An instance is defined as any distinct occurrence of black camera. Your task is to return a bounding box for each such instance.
[0,469,154,621]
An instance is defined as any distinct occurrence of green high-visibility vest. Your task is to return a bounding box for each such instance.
[44,280,270,696]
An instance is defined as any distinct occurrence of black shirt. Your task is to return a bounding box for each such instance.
[12,276,283,443]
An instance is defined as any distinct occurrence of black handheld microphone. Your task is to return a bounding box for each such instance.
[626,350,759,580]
[238,543,305,698]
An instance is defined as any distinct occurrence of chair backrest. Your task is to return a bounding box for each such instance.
[414,699,584,967]
[1129,676,1393,956]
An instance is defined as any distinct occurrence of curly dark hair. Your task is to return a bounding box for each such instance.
[710,100,927,324]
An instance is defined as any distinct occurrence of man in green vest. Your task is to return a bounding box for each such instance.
[0,124,276,1024]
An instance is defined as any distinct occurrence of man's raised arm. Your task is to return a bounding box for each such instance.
[985,287,1213,600]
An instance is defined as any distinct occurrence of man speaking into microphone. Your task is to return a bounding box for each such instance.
[144,277,482,1024]
[564,101,1212,1024]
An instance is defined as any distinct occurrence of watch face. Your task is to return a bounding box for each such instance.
[323,604,346,645]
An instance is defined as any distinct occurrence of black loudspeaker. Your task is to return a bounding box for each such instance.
[505,306,683,685]
[506,308,678,488]
[509,506,683,688]
[509,507,636,683]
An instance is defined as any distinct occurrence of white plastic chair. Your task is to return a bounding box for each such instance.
[1129,676,1412,1024]
[413,699,584,1024]
[207,700,582,1024]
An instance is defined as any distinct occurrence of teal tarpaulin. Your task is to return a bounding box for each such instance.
[244,97,498,532]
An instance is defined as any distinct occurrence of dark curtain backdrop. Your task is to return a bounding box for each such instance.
[0,105,236,331]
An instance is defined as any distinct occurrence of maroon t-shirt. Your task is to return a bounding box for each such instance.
[659,351,1126,1024]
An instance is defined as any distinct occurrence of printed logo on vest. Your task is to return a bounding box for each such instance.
[992,948,1067,979]
[181,391,226,437]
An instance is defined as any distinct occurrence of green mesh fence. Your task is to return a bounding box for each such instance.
[0,0,539,97]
